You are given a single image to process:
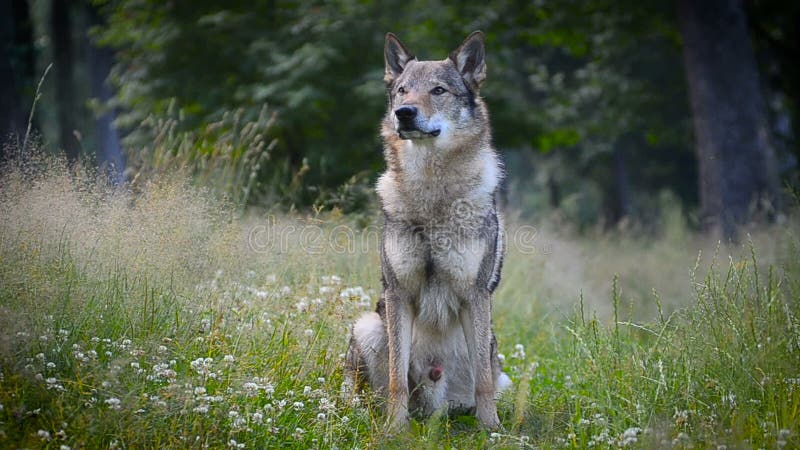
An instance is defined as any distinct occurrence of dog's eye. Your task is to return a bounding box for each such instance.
[397,86,406,95]
[431,86,447,95]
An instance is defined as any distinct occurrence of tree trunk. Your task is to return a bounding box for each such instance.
[52,0,78,161]
[678,0,779,240]
[87,4,124,184]
[0,0,36,152]
[613,144,632,222]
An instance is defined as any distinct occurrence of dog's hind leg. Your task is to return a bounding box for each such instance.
[346,311,389,397]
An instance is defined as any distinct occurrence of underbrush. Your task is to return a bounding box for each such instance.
[0,152,797,448]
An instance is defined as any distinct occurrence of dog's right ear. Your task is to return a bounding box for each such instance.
[384,33,414,85]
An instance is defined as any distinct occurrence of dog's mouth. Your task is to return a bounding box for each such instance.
[398,128,441,140]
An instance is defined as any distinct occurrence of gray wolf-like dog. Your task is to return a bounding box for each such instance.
[345,30,510,430]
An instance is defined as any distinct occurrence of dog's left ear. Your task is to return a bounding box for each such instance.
[449,31,486,90]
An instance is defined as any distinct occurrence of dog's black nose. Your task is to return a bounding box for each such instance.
[394,106,418,121]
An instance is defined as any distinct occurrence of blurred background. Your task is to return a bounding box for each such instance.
[1,0,798,238]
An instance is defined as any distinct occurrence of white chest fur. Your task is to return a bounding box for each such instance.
[378,140,499,331]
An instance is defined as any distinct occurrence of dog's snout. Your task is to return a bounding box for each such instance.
[394,106,418,121]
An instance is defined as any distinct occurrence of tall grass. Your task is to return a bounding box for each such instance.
[127,103,277,207]
[0,151,798,448]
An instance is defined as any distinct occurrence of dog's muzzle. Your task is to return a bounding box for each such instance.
[395,106,441,139]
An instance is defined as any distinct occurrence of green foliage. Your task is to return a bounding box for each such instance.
[91,0,698,220]
[94,0,391,209]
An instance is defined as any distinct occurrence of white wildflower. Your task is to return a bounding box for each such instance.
[340,286,371,307]
[620,427,641,446]
[190,357,214,375]
[105,397,122,410]
[243,382,261,397]
[511,344,525,359]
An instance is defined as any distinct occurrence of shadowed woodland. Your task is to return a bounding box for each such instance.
[2,0,798,238]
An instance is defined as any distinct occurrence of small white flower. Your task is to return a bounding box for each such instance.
[317,412,327,421]
[511,344,525,359]
[193,404,209,414]
[252,412,263,424]
[621,427,641,446]
[243,382,260,397]
[37,429,51,440]
[223,354,236,363]
[105,397,122,410]
[190,357,214,375]
[304,329,314,337]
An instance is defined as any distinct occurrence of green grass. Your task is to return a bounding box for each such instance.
[1,154,798,449]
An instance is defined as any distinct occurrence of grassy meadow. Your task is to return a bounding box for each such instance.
[0,152,798,449]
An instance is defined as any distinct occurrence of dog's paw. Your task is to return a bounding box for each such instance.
[385,403,410,433]
[475,403,501,430]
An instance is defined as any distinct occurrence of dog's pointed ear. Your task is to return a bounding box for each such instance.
[449,30,486,89]
[385,33,414,85]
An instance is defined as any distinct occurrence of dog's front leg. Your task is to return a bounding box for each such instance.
[460,291,500,429]
[385,289,413,431]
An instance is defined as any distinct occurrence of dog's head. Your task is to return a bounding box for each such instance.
[383,31,488,146]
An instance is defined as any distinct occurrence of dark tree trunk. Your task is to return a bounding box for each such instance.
[52,0,78,161]
[87,4,124,183]
[678,0,779,240]
[0,0,36,152]
[546,174,561,209]
[613,145,632,221]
